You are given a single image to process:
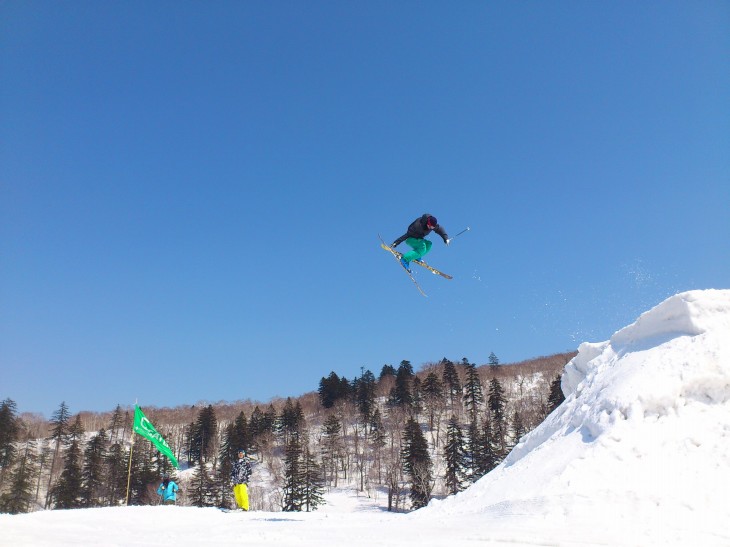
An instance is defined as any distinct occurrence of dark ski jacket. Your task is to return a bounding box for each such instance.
[231,457,252,484]
[392,214,448,247]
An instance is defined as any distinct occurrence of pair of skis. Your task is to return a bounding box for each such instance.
[378,235,452,297]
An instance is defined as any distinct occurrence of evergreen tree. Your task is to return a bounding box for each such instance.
[401,416,432,509]
[217,423,239,509]
[369,408,386,444]
[45,401,71,508]
[488,377,508,460]
[282,431,305,511]
[320,414,343,487]
[127,442,159,505]
[34,439,51,508]
[353,369,377,424]
[511,411,526,447]
[212,463,234,509]
[263,405,278,433]
[185,420,196,465]
[281,398,305,432]
[250,405,277,455]
[107,404,124,444]
[224,411,250,457]
[463,361,484,424]
[318,372,337,409]
[0,398,20,483]
[463,417,480,480]
[318,372,351,408]
[121,409,132,442]
[422,372,444,431]
[488,377,507,421]
[476,415,498,477]
[399,359,414,376]
[379,364,397,380]
[0,440,38,514]
[411,376,424,418]
[189,464,214,507]
[444,416,467,495]
[68,414,85,443]
[547,374,565,413]
[368,408,387,483]
[249,406,266,439]
[52,416,84,509]
[389,360,414,408]
[488,352,500,368]
[441,359,462,409]
[81,428,108,507]
[189,405,218,465]
[220,411,250,488]
[220,421,235,464]
[238,411,253,453]
[301,445,325,512]
[279,398,305,446]
[105,442,128,506]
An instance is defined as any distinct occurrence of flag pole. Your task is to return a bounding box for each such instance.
[125,401,137,506]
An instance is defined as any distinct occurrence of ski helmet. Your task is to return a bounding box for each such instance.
[426,215,438,228]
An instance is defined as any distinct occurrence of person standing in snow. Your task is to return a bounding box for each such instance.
[391,214,449,272]
[157,474,180,505]
[230,449,253,511]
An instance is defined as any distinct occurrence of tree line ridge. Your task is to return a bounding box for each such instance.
[0,351,574,513]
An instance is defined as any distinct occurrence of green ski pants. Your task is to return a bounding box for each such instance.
[402,238,432,262]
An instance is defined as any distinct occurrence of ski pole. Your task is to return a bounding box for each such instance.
[447,226,470,244]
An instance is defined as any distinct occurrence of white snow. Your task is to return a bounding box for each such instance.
[2,289,729,546]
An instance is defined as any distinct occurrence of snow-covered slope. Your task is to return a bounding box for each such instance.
[419,289,730,545]
[3,289,729,546]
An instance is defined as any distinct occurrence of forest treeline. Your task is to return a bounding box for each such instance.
[0,352,572,514]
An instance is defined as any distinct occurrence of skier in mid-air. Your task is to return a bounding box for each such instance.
[391,214,448,272]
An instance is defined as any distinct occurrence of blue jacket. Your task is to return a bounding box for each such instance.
[157,480,179,502]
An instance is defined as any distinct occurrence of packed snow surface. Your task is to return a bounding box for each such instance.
[3,289,729,546]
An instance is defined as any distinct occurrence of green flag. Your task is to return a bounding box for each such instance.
[133,405,179,468]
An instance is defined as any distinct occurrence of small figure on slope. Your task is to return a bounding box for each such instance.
[230,449,253,511]
[157,474,180,505]
[391,214,449,272]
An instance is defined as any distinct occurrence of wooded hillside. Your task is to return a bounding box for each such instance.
[0,352,574,513]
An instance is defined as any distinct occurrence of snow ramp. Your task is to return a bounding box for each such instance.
[416,289,730,546]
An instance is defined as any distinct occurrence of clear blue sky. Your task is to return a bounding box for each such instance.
[2,1,728,418]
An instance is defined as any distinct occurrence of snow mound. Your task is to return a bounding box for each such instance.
[418,289,730,545]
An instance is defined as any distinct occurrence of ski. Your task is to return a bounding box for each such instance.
[378,234,428,297]
[407,253,452,279]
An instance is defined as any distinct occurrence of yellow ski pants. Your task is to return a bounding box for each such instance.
[233,483,249,511]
